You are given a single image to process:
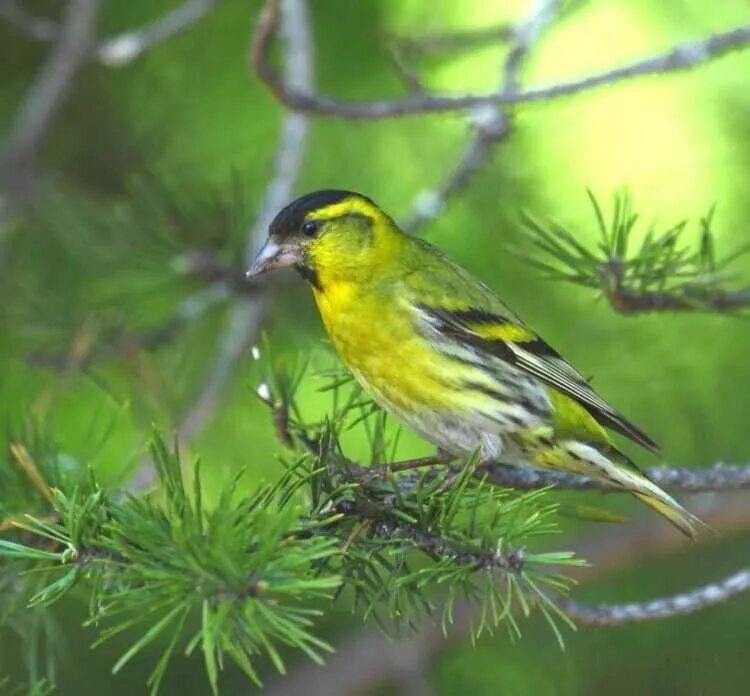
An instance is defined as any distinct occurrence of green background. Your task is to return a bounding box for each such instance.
[1,0,749,693]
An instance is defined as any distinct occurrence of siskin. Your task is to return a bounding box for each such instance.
[248,189,704,538]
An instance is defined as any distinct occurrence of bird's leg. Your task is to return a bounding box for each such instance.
[389,448,454,472]
[371,448,454,477]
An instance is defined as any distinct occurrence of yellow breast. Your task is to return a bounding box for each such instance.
[312,280,455,413]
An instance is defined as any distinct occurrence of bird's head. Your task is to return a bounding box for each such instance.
[247,190,402,289]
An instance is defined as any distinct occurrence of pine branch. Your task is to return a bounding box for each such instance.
[19,179,256,380]
[518,192,750,314]
[265,494,750,696]
[1,436,343,694]
[2,408,577,693]
[252,0,750,120]
[261,356,750,495]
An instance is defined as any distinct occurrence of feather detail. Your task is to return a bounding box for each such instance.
[415,304,659,453]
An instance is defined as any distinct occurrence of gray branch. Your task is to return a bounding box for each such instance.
[606,285,750,314]
[0,0,58,41]
[175,0,313,444]
[402,0,559,232]
[555,569,750,626]
[252,3,750,120]
[483,461,750,493]
[1,0,217,67]
[387,23,514,56]
[95,0,218,66]
[0,0,99,193]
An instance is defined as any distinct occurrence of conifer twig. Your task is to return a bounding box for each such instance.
[519,194,750,314]
[265,494,750,696]
[604,285,750,314]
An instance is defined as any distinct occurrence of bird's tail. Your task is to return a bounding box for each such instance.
[528,434,709,539]
[628,476,708,540]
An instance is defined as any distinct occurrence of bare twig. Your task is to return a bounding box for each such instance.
[0,0,99,202]
[403,0,559,232]
[387,24,514,56]
[483,461,750,493]
[555,569,750,626]
[252,4,750,120]
[0,0,57,41]
[175,0,313,445]
[94,0,218,67]
[1,0,218,67]
[126,0,314,493]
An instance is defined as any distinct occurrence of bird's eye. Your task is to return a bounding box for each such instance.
[301,220,319,238]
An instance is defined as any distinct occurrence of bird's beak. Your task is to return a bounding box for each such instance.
[246,239,302,278]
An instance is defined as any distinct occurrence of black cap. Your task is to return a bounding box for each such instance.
[269,189,373,238]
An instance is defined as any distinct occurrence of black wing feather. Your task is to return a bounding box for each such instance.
[419,305,660,453]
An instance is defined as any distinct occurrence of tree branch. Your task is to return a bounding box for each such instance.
[0,0,218,67]
[605,285,750,314]
[520,193,750,316]
[387,23,514,56]
[0,0,99,202]
[174,0,313,446]
[0,0,57,41]
[483,461,750,493]
[266,493,750,696]
[555,569,750,626]
[252,3,750,120]
[94,0,218,67]
[262,380,750,496]
[403,0,559,232]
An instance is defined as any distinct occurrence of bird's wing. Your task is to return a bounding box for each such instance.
[399,244,658,452]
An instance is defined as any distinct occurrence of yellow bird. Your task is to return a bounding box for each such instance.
[248,189,704,538]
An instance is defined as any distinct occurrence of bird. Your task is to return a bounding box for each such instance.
[247,189,705,538]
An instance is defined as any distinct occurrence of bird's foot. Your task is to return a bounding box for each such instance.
[369,449,455,478]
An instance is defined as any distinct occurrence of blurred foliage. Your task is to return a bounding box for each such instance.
[1,0,749,694]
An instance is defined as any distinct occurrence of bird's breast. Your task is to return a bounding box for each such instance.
[313,284,452,412]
